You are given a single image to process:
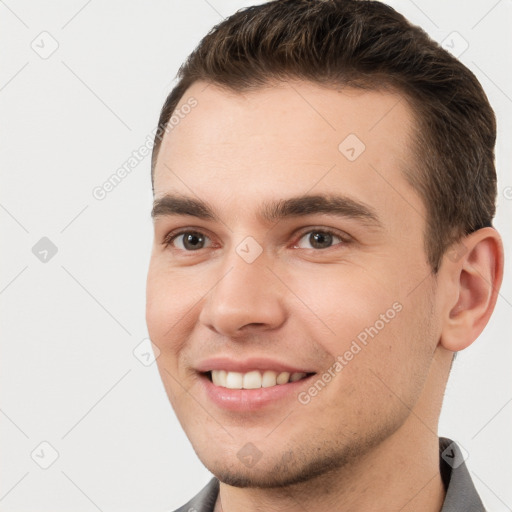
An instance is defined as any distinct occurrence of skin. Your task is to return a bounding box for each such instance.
[146,80,503,512]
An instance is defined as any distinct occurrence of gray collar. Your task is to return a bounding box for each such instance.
[439,437,485,511]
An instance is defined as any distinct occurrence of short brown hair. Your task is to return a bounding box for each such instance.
[151,0,497,272]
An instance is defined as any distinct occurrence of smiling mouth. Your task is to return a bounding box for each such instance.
[205,370,315,389]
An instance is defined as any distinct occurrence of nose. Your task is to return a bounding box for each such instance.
[198,249,287,338]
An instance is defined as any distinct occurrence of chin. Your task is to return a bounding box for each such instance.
[193,412,405,490]
[198,443,360,489]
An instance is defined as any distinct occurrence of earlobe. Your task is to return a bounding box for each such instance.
[440,227,504,353]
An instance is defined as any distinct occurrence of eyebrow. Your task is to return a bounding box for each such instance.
[151,193,382,228]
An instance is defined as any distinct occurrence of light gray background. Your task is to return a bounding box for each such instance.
[1,1,511,511]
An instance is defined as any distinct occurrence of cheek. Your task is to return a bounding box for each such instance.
[355,297,434,414]
[146,257,198,326]
[289,266,433,400]
[146,264,199,414]
[285,264,399,347]
[146,264,171,341]
[145,261,197,363]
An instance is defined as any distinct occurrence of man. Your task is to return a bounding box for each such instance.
[145,0,504,510]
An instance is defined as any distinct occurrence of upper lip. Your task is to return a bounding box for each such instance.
[195,357,315,374]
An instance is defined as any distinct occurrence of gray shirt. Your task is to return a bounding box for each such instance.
[173,437,485,512]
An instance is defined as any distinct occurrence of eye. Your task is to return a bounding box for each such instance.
[164,230,212,251]
[294,229,345,250]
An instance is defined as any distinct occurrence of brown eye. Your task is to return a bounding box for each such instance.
[296,230,343,250]
[169,231,211,251]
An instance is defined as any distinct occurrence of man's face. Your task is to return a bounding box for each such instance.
[146,81,442,486]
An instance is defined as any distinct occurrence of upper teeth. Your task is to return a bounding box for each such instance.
[211,370,308,389]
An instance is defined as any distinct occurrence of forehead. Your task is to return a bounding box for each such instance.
[153,80,423,227]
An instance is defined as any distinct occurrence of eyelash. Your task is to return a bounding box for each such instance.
[161,227,351,252]
[162,229,215,250]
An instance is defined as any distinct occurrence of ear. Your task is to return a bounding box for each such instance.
[439,227,504,352]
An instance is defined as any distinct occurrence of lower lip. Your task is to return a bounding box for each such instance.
[199,373,316,411]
